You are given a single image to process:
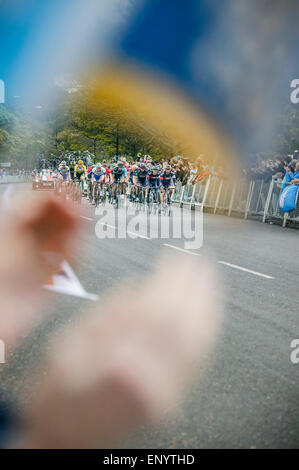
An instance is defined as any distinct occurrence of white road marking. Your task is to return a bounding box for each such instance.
[127,231,151,240]
[99,222,116,229]
[80,216,94,221]
[99,223,150,239]
[218,261,274,279]
[163,244,200,256]
[95,216,274,280]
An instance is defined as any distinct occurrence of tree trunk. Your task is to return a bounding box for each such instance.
[116,123,119,157]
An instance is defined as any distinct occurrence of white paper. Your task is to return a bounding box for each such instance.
[44,259,98,301]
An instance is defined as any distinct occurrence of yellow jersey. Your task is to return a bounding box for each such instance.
[74,164,87,175]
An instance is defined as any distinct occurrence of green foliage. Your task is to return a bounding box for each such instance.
[274,105,299,154]
[0,105,49,168]
[1,90,299,168]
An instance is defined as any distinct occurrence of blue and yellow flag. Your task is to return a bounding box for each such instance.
[1,0,298,164]
[90,0,299,164]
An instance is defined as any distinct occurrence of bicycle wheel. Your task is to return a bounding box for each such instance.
[99,186,105,206]
[166,190,172,216]
[140,189,146,211]
[88,182,93,203]
[77,182,82,204]
[118,185,123,208]
[152,190,159,214]
[94,184,99,207]
[147,189,152,213]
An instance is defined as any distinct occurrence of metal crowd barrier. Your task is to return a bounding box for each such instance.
[287,194,299,226]
[245,180,271,220]
[0,175,31,184]
[264,180,299,227]
[172,176,299,228]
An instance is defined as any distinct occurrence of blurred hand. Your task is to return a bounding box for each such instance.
[0,192,80,349]
[21,257,222,449]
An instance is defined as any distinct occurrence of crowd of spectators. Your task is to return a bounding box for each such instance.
[0,168,29,178]
[167,150,299,186]
[134,153,218,186]
[243,150,299,183]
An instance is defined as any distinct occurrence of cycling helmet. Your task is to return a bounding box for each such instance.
[78,160,84,165]
[61,161,66,166]
[165,164,171,170]
[140,163,147,170]
[96,163,102,169]
[117,161,124,168]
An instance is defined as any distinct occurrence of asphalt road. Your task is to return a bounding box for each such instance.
[1,183,299,449]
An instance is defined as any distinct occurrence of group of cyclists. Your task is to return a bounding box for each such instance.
[50,154,177,213]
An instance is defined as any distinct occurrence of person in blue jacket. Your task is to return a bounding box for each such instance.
[282,161,299,188]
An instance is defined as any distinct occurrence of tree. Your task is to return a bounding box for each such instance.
[275,105,299,155]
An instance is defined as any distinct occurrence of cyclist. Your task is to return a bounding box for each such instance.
[129,164,138,201]
[57,161,70,192]
[87,165,95,201]
[104,163,112,183]
[74,159,87,197]
[74,160,87,181]
[91,163,106,204]
[133,162,148,203]
[92,163,106,181]
[159,164,176,204]
[58,161,70,180]
[69,160,76,181]
[146,166,160,203]
[111,161,127,203]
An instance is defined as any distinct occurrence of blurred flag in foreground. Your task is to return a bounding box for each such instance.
[1,0,298,165]
[89,0,299,166]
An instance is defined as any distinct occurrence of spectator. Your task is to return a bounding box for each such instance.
[176,161,190,186]
[290,161,299,183]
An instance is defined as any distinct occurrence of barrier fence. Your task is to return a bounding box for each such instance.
[173,177,299,228]
[0,174,31,184]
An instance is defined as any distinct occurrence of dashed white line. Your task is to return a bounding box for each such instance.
[163,244,200,256]
[127,231,151,240]
[84,215,274,280]
[99,223,151,239]
[99,222,116,229]
[217,261,274,279]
